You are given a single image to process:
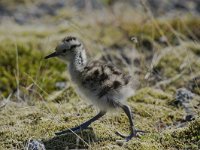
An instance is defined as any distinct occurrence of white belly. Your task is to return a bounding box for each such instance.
[73,82,134,111]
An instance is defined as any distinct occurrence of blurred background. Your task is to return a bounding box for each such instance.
[0,0,200,149]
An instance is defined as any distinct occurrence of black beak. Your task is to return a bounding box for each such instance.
[44,52,59,59]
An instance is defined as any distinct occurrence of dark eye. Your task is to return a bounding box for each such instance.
[70,44,81,50]
[63,49,67,53]
[70,45,76,50]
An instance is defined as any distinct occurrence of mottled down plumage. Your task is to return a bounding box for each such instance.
[44,36,144,141]
[78,60,133,109]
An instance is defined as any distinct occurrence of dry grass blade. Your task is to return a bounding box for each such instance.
[0,93,12,109]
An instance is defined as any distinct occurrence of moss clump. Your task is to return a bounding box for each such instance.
[187,42,200,56]
[187,76,200,95]
[161,118,200,149]
[130,87,172,104]
[51,87,78,103]
[0,38,66,97]
[153,50,184,79]
[143,42,200,93]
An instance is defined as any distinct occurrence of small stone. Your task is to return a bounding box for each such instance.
[130,36,138,44]
[185,114,195,121]
[175,88,194,105]
[175,88,196,122]
[55,82,67,90]
[26,139,46,150]
[159,36,168,44]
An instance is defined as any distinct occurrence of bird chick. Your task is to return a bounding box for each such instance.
[45,36,144,141]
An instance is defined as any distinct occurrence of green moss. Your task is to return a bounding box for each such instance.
[187,42,200,56]
[130,87,172,104]
[51,87,78,103]
[161,118,200,149]
[0,85,197,149]
[43,129,96,150]
[0,38,66,97]
[154,51,183,78]
[0,9,200,150]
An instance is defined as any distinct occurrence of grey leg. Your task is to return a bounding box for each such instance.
[55,111,106,135]
[115,104,145,141]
